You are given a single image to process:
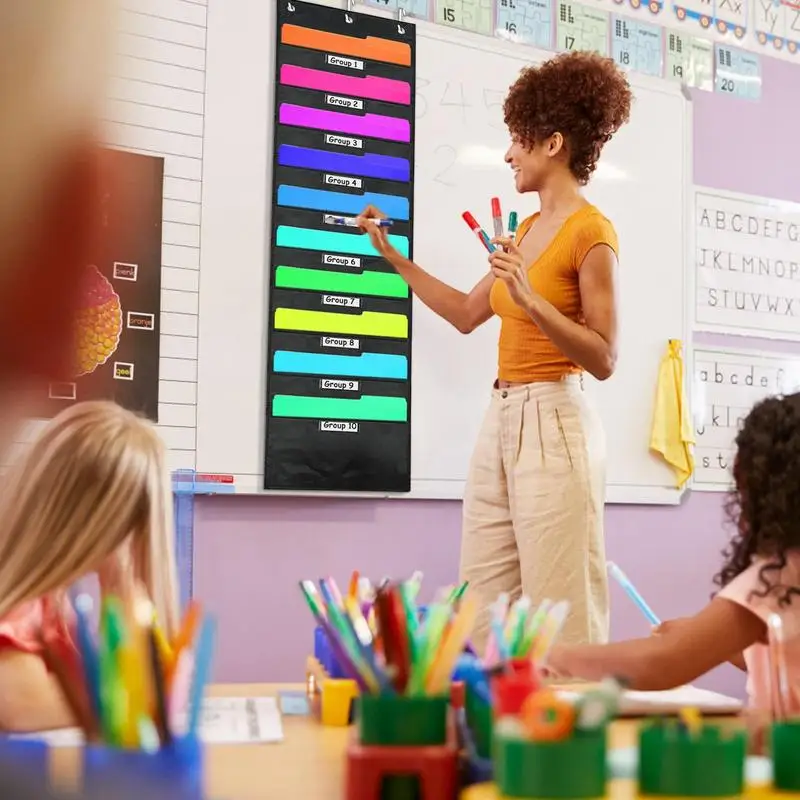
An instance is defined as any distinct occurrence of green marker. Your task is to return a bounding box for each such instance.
[518,598,552,657]
[508,211,519,240]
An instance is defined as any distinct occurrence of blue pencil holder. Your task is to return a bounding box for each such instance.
[314,625,348,679]
[0,738,48,793]
[82,737,203,800]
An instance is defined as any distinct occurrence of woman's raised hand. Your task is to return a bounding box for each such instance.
[356,205,395,259]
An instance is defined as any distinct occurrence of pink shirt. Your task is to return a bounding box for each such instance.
[0,595,75,655]
[718,552,800,712]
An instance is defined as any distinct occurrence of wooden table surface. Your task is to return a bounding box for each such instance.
[48,683,739,800]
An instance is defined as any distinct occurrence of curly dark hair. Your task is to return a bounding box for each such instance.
[714,392,800,607]
[503,52,632,185]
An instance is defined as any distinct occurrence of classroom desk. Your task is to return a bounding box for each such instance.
[49,683,742,800]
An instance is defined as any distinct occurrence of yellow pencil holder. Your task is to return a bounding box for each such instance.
[320,678,359,726]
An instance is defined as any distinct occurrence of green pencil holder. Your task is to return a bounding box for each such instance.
[772,720,800,791]
[357,694,449,746]
[465,686,493,760]
[493,729,607,799]
[638,722,746,796]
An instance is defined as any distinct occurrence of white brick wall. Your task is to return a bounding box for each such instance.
[11,0,207,472]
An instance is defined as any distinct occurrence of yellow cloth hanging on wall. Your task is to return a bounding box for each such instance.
[650,339,695,489]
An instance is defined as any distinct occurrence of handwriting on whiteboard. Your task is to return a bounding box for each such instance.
[693,348,800,489]
[694,190,800,340]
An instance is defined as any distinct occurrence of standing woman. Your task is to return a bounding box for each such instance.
[358,52,632,650]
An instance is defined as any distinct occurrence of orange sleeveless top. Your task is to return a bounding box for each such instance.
[489,204,618,383]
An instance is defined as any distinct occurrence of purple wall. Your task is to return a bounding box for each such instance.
[194,54,800,696]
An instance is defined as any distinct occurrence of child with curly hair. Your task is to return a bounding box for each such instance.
[358,52,632,652]
[547,392,800,714]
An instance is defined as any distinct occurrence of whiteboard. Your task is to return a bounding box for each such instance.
[693,346,800,491]
[196,5,692,503]
[409,24,691,503]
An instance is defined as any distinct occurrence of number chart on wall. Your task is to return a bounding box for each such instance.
[45,149,164,421]
[265,1,416,492]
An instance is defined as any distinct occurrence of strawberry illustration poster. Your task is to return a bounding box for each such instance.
[45,149,164,420]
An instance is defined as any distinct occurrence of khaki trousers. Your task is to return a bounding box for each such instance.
[459,376,609,653]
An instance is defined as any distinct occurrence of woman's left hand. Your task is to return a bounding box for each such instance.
[489,237,538,311]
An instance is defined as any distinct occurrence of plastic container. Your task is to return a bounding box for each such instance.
[456,709,493,786]
[82,737,203,800]
[357,694,448,746]
[320,678,359,726]
[772,720,800,791]
[492,670,539,717]
[494,728,607,798]
[493,728,607,798]
[638,722,746,797]
[465,685,493,760]
[355,694,450,800]
[0,738,49,794]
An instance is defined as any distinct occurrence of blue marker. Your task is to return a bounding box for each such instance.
[608,562,661,626]
[324,214,393,228]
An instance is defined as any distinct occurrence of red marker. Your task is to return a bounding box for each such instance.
[462,211,495,253]
[491,197,504,239]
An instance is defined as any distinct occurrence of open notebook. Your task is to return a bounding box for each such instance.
[558,684,743,716]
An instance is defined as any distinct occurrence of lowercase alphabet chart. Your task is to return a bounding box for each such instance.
[266,1,416,492]
[693,349,800,489]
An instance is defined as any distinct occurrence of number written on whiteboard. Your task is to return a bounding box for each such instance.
[319,421,359,433]
[720,77,735,92]
[442,8,456,23]
[440,81,470,122]
[433,144,457,186]
[416,76,430,119]
[565,35,576,49]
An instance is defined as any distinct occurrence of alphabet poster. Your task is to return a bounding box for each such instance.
[45,149,164,421]
[264,1,415,492]
[694,189,800,341]
[693,347,800,489]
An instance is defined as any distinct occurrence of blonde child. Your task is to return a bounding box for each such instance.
[548,392,800,714]
[0,401,179,732]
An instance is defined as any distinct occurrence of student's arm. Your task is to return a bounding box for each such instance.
[654,618,747,672]
[547,597,764,691]
[358,206,494,334]
[0,650,75,732]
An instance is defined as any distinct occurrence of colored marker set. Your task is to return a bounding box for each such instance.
[36,594,215,797]
[265,0,416,493]
[462,198,520,255]
[300,573,474,699]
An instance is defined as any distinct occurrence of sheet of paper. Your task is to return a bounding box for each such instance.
[9,696,284,747]
[557,684,743,715]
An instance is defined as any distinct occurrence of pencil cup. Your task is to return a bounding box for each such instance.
[82,737,203,800]
[638,722,745,796]
[494,728,607,798]
[320,678,359,726]
[357,694,448,746]
[492,670,539,717]
[314,625,349,679]
[772,720,800,791]
[0,738,49,793]
[465,685,493,760]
